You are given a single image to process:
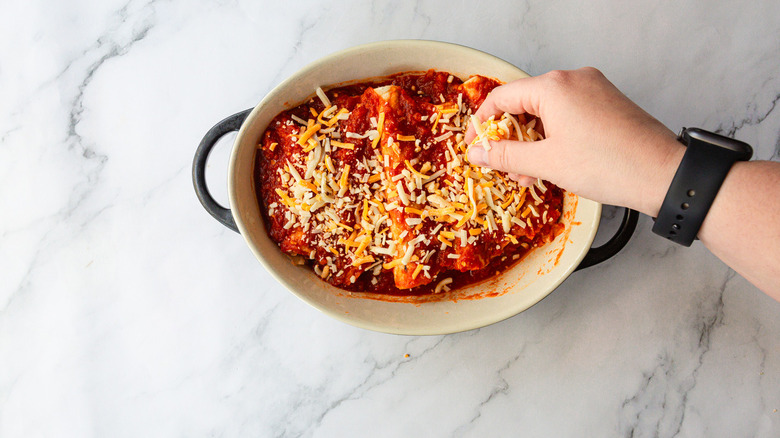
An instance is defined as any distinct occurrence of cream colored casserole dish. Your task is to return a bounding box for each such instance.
[193,40,637,335]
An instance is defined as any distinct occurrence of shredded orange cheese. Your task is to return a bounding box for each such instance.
[260,74,559,292]
[297,124,321,146]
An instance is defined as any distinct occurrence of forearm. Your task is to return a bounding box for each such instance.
[697,161,780,299]
[642,150,780,299]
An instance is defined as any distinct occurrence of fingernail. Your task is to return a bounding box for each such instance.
[468,146,488,166]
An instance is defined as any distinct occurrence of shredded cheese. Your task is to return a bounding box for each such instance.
[297,124,321,146]
[259,76,558,293]
[315,87,331,108]
[434,278,453,293]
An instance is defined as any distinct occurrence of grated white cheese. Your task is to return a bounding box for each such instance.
[434,278,453,293]
[315,86,331,108]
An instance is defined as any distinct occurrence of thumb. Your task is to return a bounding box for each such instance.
[466,138,553,179]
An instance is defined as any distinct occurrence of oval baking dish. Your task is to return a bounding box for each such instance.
[192,40,637,335]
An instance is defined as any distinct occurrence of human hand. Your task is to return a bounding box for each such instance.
[465,67,685,217]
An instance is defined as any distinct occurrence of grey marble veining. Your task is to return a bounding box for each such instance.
[1,1,779,437]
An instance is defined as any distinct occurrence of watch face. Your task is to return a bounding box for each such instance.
[683,128,753,159]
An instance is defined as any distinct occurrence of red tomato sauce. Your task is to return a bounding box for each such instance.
[255,70,564,297]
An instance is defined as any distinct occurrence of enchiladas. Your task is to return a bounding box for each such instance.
[255,70,564,295]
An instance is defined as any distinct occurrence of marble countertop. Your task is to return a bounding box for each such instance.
[2,1,779,436]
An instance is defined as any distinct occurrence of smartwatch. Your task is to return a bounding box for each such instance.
[652,127,753,246]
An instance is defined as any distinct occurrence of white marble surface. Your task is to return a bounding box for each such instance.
[2,1,779,436]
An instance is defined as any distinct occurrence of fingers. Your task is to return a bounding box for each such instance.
[464,76,546,143]
[475,76,545,119]
[508,173,538,187]
[467,138,553,180]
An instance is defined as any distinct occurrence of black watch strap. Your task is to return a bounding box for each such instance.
[652,128,752,246]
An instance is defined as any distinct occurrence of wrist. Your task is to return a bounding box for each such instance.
[639,135,686,217]
[650,128,753,245]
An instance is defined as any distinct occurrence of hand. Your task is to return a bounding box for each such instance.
[465,67,685,217]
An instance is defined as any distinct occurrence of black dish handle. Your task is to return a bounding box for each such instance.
[192,108,253,233]
[575,207,639,271]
